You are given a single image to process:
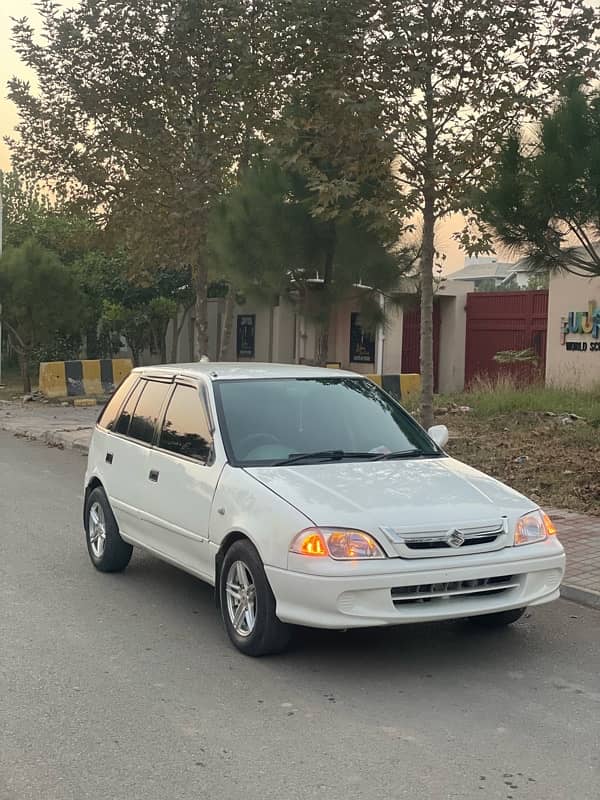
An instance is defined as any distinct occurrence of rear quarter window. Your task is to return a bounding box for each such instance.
[97,374,138,431]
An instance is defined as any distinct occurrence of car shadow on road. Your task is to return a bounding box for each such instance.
[118,549,561,684]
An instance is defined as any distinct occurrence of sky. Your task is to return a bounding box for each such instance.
[0,0,471,271]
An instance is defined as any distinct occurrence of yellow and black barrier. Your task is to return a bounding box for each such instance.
[366,373,421,402]
[39,358,133,399]
[325,363,421,402]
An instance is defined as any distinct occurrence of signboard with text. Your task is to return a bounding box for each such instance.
[560,300,600,353]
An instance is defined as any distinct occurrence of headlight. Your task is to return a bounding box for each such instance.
[514,510,557,546]
[289,527,386,560]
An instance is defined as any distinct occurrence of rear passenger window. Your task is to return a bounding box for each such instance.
[114,380,145,436]
[98,373,138,431]
[128,380,170,444]
[159,385,213,463]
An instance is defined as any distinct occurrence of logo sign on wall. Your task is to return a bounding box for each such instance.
[560,300,600,352]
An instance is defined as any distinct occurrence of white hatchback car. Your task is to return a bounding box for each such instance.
[84,363,565,655]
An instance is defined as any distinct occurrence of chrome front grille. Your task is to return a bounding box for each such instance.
[391,574,520,606]
[380,519,508,558]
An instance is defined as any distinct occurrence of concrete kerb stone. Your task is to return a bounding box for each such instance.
[0,423,93,452]
[0,407,94,454]
[560,583,600,611]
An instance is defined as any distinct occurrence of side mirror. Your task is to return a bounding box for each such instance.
[427,424,449,449]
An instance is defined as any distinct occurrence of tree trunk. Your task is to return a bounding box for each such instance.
[170,305,193,363]
[193,262,209,359]
[420,8,436,431]
[19,351,32,394]
[420,188,435,430]
[160,328,167,364]
[219,285,236,360]
[316,237,336,365]
[170,313,179,363]
[316,322,329,366]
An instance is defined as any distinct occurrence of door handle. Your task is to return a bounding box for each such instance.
[148,469,159,483]
[106,452,113,464]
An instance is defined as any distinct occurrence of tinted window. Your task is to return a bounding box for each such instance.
[215,378,439,465]
[159,385,212,462]
[98,374,138,430]
[128,380,170,444]
[114,380,145,435]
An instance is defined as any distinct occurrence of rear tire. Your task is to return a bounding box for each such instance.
[84,486,133,573]
[469,607,527,627]
[220,540,291,656]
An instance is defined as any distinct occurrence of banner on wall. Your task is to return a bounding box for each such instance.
[236,314,256,358]
[349,312,375,363]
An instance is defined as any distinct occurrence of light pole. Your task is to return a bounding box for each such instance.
[0,191,3,385]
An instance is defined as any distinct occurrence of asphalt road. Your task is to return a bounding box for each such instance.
[1,432,599,800]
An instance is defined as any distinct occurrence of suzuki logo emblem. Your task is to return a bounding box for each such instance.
[447,529,465,548]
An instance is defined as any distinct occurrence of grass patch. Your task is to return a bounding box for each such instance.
[427,376,600,514]
[438,375,600,425]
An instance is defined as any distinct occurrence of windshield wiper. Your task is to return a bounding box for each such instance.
[274,450,383,466]
[379,449,438,460]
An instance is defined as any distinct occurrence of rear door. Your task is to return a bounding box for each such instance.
[143,378,224,581]
[100,376,171,543]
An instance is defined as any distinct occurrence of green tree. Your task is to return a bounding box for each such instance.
[0,169,98,261]
[209,159,414,362]
[271,0,409,362]
[8,0,282,358]
[0,170,49,250]
[0,239,83,392]
[473,82,600,279]
[99,302,148,368]
[372,0,598,427]
[78,251,194,363]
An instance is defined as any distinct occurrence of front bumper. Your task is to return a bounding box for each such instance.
[265,537,565,628]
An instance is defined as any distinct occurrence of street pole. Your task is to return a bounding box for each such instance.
[0,191,3,385]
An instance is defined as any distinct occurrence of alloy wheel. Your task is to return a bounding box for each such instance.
[225,560,257,637]
[89,501,107,558]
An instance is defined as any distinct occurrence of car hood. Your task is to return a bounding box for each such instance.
[245,456,536,532]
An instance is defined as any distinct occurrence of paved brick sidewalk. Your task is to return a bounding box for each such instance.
[546,506,600,608]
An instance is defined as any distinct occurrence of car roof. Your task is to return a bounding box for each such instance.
[132,362,361,381]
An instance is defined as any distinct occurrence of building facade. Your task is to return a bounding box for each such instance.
[164,279,472,394]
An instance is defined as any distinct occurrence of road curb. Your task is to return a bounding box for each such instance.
[0,423,92,454]
[561,583,600,611]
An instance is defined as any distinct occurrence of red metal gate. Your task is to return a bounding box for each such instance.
[465,291,548,386]
[402,302,441,391]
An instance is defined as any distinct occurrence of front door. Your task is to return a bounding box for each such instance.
[143,380,224,581]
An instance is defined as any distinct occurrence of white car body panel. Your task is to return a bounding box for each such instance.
[84,362,566,631]
[246,457,536,544]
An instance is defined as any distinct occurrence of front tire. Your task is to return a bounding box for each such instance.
[220,540,291,656]
[469,607,527,627]
[84,486,133,573]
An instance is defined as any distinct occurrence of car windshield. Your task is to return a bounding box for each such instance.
[214,377,441,466]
